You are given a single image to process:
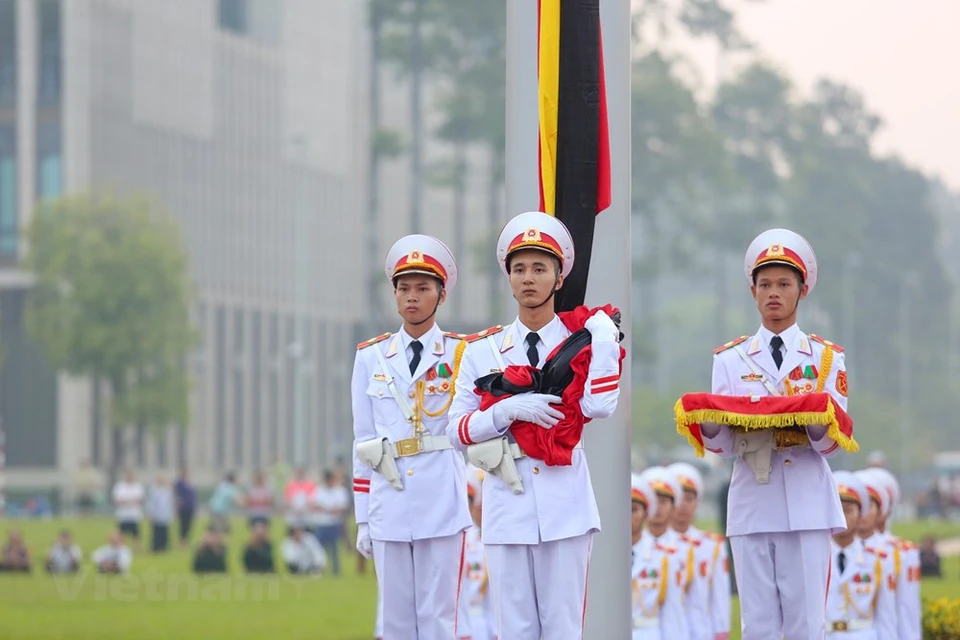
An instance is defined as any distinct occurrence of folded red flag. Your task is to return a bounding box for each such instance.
[674,392,857,458]
[475,305,625,466]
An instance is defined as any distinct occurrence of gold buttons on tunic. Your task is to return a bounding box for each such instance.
[533,467,540,475]
[784,459,792,466]
[406,469,414,476]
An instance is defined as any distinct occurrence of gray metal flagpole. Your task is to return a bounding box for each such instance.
[505,0,633,636]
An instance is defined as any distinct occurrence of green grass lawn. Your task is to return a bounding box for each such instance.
[0,517,957,639]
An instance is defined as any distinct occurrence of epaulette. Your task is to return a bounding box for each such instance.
[864,546,888,560]
[809,334,844,352]
[714,335,749,354]
[461,325,504,343]
[443,331,467,340]
[705,531,725,543]
[356,332,391,350]
[680,534,702,547]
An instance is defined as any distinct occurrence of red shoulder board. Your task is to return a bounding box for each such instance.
[357,332,391,350]
[809,334,844,352]
[443,331,467,340]
[462,325,504,343]
[714,335,749,354]
[706,532,725,543]
[655,543,677,555]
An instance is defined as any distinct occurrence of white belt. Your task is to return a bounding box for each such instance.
[508,440,583,460]
[633,616,658,629]
[830,619,872,632]
[388,434,454,458]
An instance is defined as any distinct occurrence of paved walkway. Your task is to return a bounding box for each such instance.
[936,537,960,556]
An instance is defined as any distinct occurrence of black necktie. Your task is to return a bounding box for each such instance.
[838,550,846,575]
[409,340,423,376]
[525,332,540,367]
[770,335,784,369]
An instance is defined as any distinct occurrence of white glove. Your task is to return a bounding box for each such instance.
[356,523,373,559]
[585,311,617,343]
[492,393,564,430]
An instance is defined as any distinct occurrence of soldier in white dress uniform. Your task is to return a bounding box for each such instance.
[457,466,496,640]
[352,234,472,639]
[700,229,851,640]
[861,468,921,640]
[825,471,896,639]
[632,471,689,640]
[445,211,622,640]
[851,470,899,640]
[668,462,731,640]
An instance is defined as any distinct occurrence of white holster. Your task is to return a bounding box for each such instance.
[356,438,403,491]
[734,430,775,484]
[467,437,524,495]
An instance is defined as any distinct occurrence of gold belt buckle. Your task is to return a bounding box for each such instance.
[831,621,849,632]
[394,438,422,457]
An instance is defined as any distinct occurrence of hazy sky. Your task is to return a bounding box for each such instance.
[682,0,960,189]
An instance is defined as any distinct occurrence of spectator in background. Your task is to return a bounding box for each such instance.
[146,474,175,553]
[91,530,132,575]
[208,472,242,534]
[45,530,82,574]
[192,526,228,574]
[919,535,942,578]
[269,454,292,504]
[284,467,315,526]
[242,521,275,574]
[0,530,31,573]
[312,469,349,577]
[282,524,327,575]
[74,460,102,515]
[112,469,145,551]
[175,468,197,548]
[245,470,275,529]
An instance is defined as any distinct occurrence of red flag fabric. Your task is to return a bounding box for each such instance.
[674,392,858,458]
[475,305,625,466]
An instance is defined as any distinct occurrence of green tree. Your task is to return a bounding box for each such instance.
[24,194,197,475]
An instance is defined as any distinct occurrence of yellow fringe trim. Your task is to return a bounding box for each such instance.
[674,398,859,458]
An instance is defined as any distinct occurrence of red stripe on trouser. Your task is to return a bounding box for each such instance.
[454,531,466,637]
[591,374,619,385]
[824,552,832,609]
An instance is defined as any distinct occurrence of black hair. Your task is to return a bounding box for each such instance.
[392,273,444,293]
[506,251,561,276]
[751,263,804,287]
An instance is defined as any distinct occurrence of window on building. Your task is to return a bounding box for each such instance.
[37,0,61,107]
[0,0,16,107]
[218,0,248,33]
[36,119,61,200]
[0,125,16,256]
[217,0,281,47]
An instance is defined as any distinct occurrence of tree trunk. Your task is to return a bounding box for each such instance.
[409,0,424,234]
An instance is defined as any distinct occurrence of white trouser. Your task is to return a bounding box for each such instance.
[485,533,593,640]
[373,532,466,640]
[632,625,662,640]
[731,530,831,640]
[466,611,496,640]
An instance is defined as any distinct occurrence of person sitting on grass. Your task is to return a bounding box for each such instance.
[91,530,132,575]
[192,526,228,574]
[0,529,32,573]
[242,521,275,574]
[919,535,942,578]
[281,523,327,575]
[45,529,82,574]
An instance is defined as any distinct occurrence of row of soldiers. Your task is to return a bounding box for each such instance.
[629,463,922,640]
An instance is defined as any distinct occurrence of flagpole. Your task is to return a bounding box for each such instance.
[505,1,632,637]
[584,0,632,636]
